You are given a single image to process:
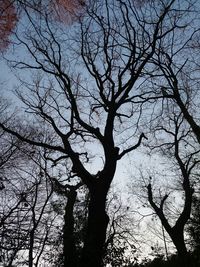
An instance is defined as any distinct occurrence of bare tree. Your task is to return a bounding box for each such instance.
[0,0,196,266]
[147,13,200,145]
[0,145,58,267]
[104,190,138,267]
[144,106,199,263]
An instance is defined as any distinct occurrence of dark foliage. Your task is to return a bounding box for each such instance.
[188,194,200,252]
[128,252,200,267]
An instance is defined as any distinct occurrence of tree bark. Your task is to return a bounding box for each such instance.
[171,230,187,257]
[174,92,200,145]
[171,231,191,266]
[29,229,34,267]
[79,185,109,267]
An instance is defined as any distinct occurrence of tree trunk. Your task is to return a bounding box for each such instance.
[171,230,187,257]
[63,189,78,267]
[29,229,34,267]
[79,185,109,267]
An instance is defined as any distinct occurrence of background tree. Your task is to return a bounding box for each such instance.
[0,147,58,267]
[147,11,200,145]
[104,190,138,267]
[130,103,199,264]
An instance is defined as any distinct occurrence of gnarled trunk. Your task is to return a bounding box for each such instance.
[171,230,187,257]
[170,228,191,267]
[80,185,109,267]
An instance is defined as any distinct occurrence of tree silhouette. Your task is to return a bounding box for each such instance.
[0,0,199,266]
